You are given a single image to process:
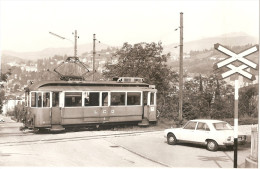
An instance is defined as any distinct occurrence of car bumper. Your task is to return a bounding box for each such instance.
[223,139,246,145]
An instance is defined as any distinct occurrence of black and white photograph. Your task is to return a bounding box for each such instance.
[0,0,259,168]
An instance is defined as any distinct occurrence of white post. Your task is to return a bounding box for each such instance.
[234,80,239,168]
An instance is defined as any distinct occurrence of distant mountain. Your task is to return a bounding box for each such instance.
[163,32,258,59]
[2,43,110,61]
[2,32,258,62]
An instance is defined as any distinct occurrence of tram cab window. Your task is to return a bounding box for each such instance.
[31,92,42,107]
[127,92,141,105]
[52,92,59,107]
[43,92,50,107]
[84,92,99,107]
[65,92,82,107]
[102,92,108,106]
[111,92,125,106]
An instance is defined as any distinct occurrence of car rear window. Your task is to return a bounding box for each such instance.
[213,122,233,130]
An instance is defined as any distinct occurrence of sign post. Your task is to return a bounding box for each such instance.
[214,44,258,168]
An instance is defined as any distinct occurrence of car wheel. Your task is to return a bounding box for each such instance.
[167,133,177,145]
[207,140,218,151]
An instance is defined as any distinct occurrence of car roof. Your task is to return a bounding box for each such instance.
[190,119,225,123]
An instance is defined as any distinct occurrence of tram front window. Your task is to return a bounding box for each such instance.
[65,92,82,107]
[37,93,42,107]
[43,92,50,107]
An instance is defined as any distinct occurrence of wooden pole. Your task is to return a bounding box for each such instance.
[74,30,77,57]
[93,34,96,81]
[179,12,183,124]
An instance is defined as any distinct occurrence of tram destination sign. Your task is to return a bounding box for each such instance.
[213,43,259,80]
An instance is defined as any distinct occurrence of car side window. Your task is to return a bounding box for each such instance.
[183,121,197,130]
[197,122,210,131]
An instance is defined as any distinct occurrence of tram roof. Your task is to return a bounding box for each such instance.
[27,80,156,92]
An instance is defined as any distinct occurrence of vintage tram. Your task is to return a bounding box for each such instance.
[24,77,157,131]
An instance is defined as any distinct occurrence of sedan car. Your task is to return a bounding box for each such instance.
[164,119,246,151]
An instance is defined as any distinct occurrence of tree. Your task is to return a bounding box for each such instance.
[0,69,12,114]
[103,42,178,117]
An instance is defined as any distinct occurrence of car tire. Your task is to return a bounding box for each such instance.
[207,140,218,151]
[167,133,177,145]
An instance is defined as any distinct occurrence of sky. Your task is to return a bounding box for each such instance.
[0,0,259,52]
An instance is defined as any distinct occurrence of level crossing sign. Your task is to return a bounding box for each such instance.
[213,43,258,168]
[214,43,258,80]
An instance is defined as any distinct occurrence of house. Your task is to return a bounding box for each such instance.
[2,93,25,115]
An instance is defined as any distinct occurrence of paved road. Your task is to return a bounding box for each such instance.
[0,115,251,167]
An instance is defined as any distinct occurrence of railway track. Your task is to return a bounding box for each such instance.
[0,130,163,147]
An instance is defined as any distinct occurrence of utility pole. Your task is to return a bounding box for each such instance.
[93,34,96,81]
[74,30,77,57]
[179,12,184,124]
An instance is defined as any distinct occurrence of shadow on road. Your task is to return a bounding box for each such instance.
[197,155,230,168]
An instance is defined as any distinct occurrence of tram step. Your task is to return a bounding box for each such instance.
[50,125,65,131]
[138,118,149,126]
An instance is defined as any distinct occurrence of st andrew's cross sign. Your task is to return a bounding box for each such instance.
[213,43,258,168]
[214,43,258,80]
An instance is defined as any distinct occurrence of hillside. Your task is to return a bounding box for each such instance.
[168,44,259,75]
[163,32,258,59]
[1,54,25,64]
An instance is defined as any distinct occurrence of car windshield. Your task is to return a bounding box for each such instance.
[213,122,233,130]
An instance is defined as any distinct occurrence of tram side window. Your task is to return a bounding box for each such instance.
[127,92,141,105]
[31,92,36,107]
[102,92,108,106]
[84,92,99,107]
[65,92,82,107]
[150,92,155,105]
[111,92,125,106]
[43,92,50,107]
[52,92,59,107]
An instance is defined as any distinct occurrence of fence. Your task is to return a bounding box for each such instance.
[250,125,258,161]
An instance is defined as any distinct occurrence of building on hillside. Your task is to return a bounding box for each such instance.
[21,66,37,72]
[2,93,25,115]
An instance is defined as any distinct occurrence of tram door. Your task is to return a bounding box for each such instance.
[143,91,156,121]
[51,92,61,125]
[143,92,149,120]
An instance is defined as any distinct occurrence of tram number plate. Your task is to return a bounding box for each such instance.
[151,107,154,111]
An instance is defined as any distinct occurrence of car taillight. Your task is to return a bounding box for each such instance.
[227,136,232,141]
